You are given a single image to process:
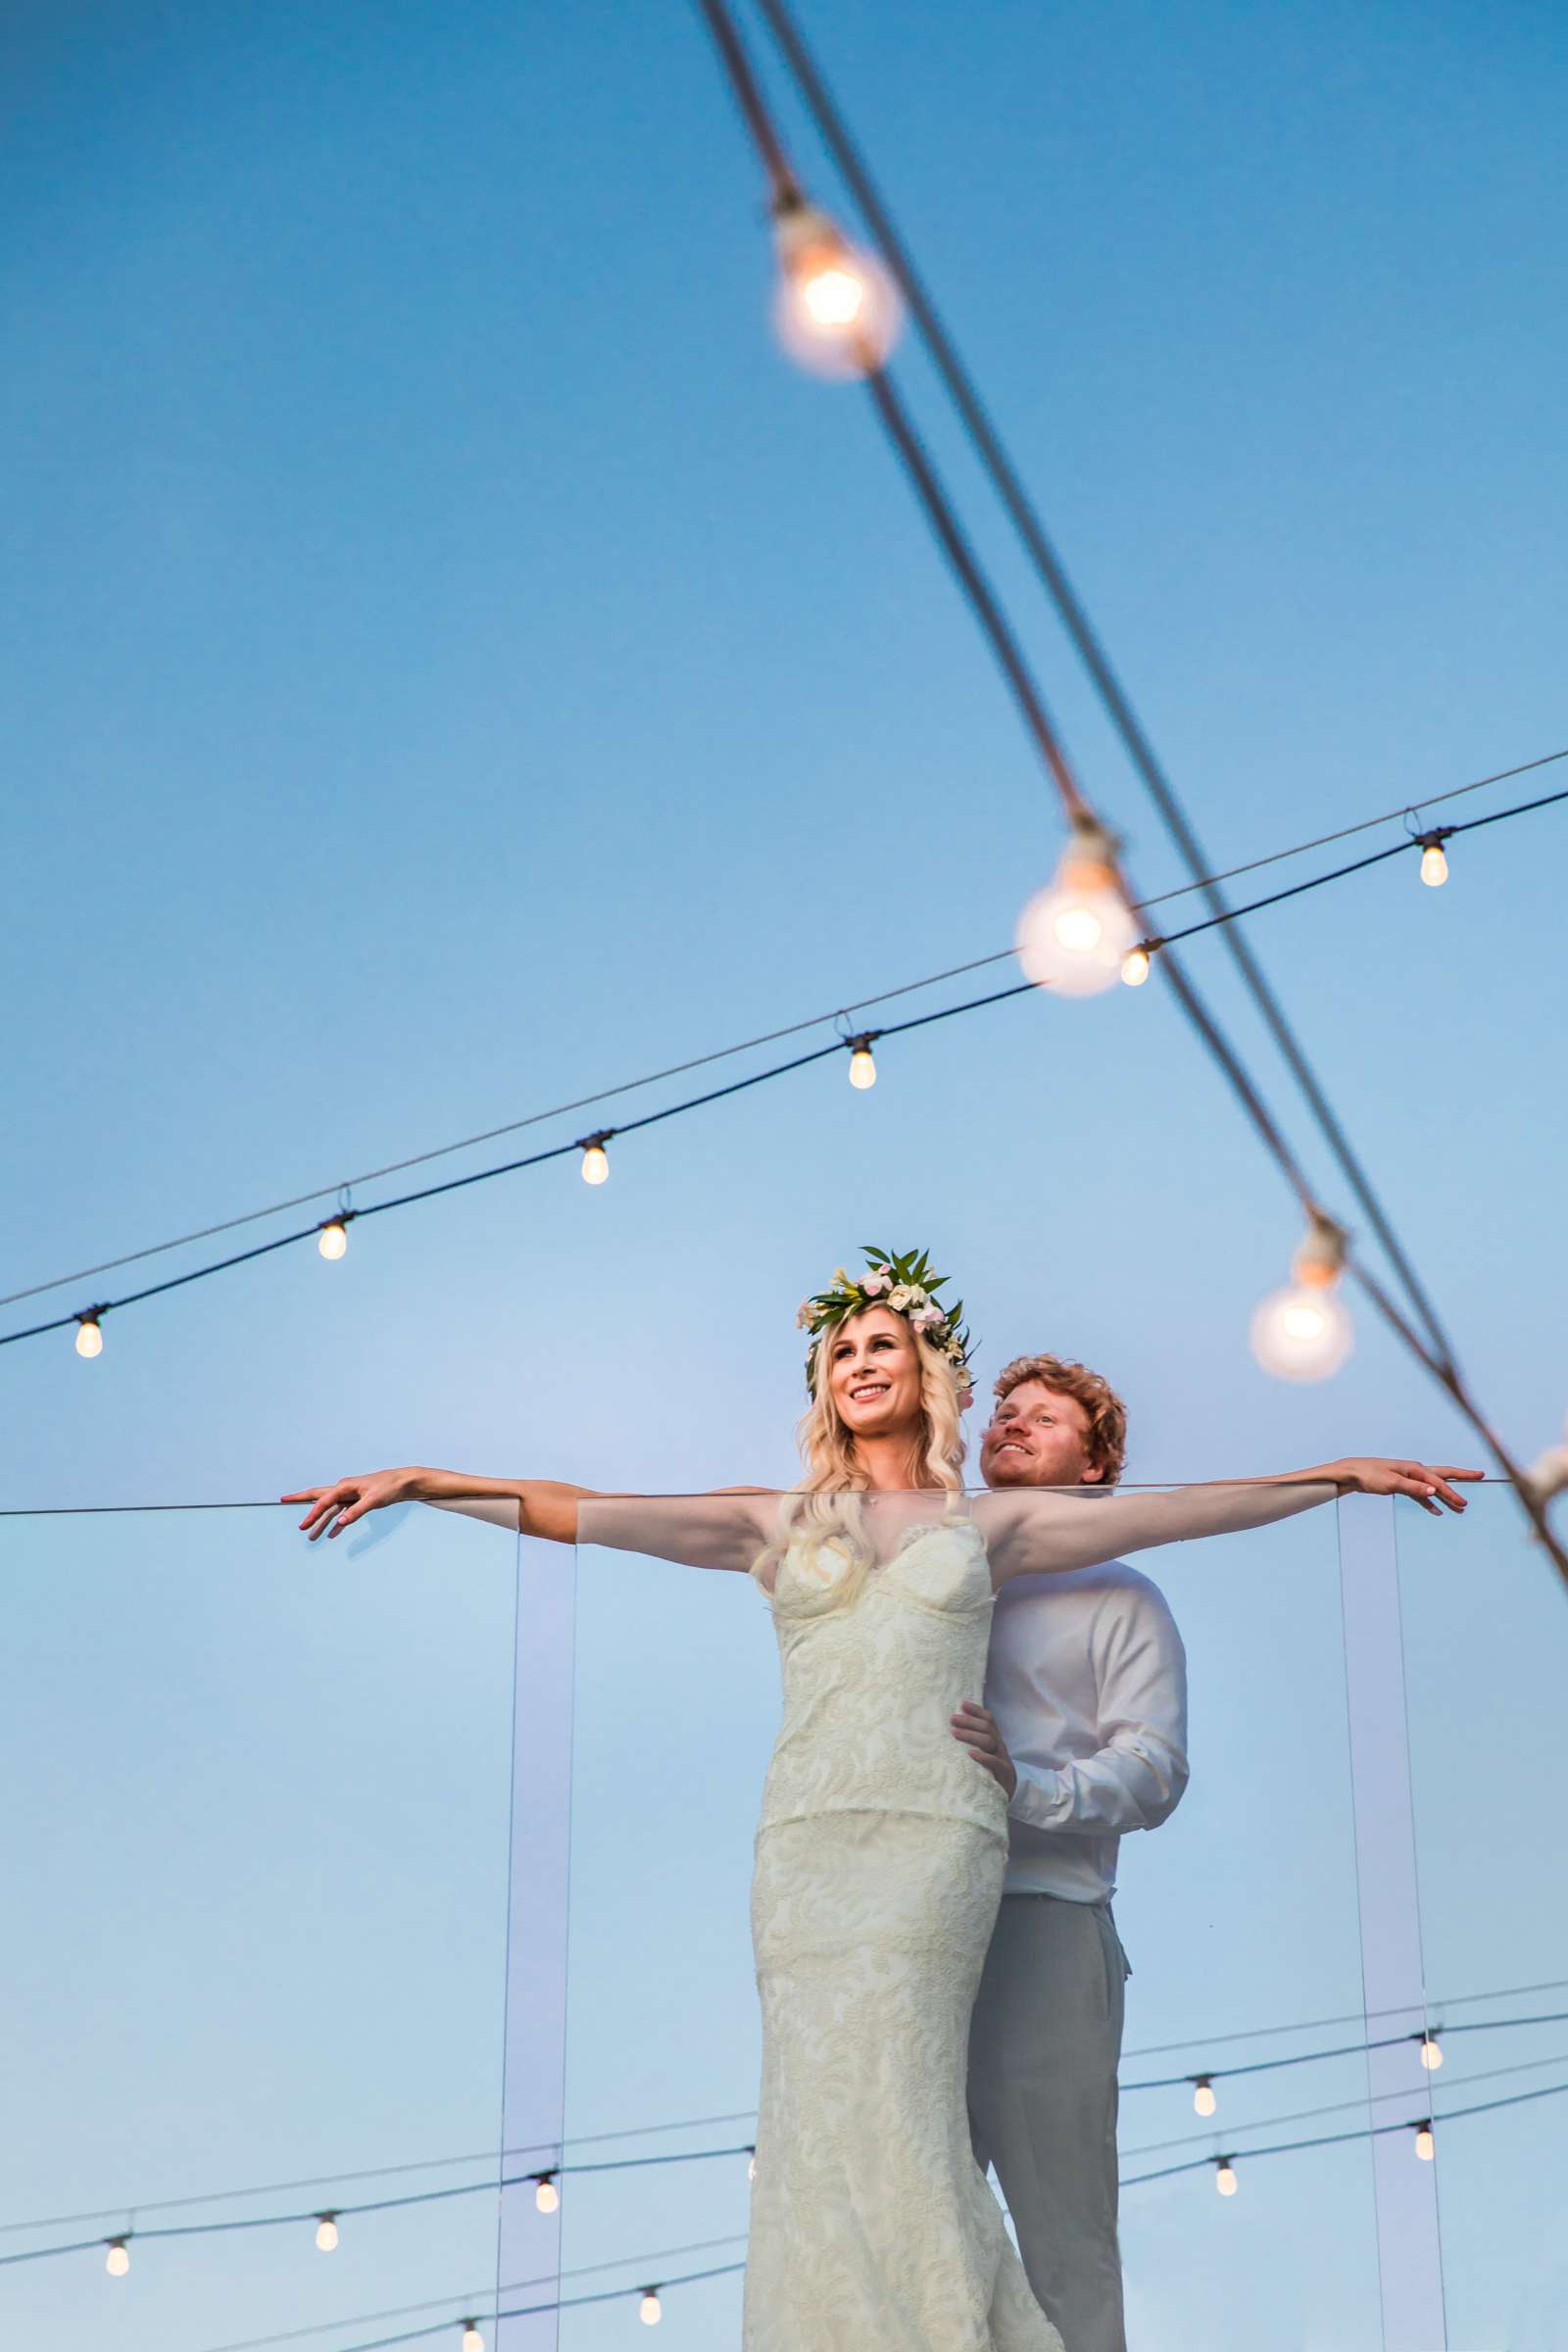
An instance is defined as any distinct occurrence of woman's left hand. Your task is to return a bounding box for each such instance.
[951,1700,1017,1798]
[1330,1459,1484,1515]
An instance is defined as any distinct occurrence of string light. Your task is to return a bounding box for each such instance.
[105,2237,130,2277]
[639,2286,663,2326]
[1416,833,1450,887]
[534,2174,560,2215]
[1250,1216,1353,1383]
[74,1311,104,1359]
[1214,2159,1238,2197]
[1414,2121,1435,2161]
[461,2324,484,2351]
[1193,2077,1217,2118]
[1418,2032,1444,2072]
[846,1034,877,1089]
[748,2147,757,2181]
[315,2214,339,2252]
[771,196,900,375]
[1016,814,1140,997]
[578,1138,611,1188]
[1121,945,1152,986]
[318,1219,349,1261]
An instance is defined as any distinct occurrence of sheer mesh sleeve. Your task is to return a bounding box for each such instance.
[576,1491,782,1575]
[426,1495,521,1532]
[977,1480,1337,1584]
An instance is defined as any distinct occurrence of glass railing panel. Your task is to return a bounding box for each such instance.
[0,1501,519,2352]
[1396,1481,1568,2349]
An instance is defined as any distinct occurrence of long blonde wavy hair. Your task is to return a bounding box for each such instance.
[760,1310,969,1585]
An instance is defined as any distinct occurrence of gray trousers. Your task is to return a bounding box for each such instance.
[967,1893,1130,2352]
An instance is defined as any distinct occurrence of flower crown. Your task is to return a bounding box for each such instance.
[797,1245,972,1396]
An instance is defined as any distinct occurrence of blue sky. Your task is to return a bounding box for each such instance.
[2,0,1565,2345]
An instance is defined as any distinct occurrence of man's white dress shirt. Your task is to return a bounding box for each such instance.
[984,1557,1189,1903]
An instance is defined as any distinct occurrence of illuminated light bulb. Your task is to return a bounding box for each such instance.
[1193,2078,1217,2118]
[75,1314,104,1359]
[1215,2160,1238,2198]
[1414,2122,1435,2162]
[848,1043,877,1091]
[318,1219,349,1261]
[771,200,902,377]
[1121,947,1152,987]
[580,1143,609,1187]
[105,2238,130,2277]
[1250,1283,1354,1383]
[462,2325,485,2352]
[748,2149,757,2182]
[1419,843,1448,888]
[1015,817,1138,998]
[534,2174,560,2215]
[639,2288,662,2327]
[1419,2034,1444,2072]
[315,2216,339,2252]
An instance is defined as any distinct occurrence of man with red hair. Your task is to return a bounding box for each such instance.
[953,1351,1176,2352]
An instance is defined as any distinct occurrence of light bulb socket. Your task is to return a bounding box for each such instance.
[1291,1214,1348,1289]
[771,194,843,261]
[1060,809,1121,891]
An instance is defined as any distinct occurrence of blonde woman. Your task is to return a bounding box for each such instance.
[286,1247,1475,2351]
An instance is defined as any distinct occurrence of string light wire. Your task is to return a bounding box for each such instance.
[691,0,1568,1589]
[188,2235,752,2352]
[747,0,1464,1372]
[1,773,1558,1335]
[1120,2043,1568,2162]
[3,768,1560,1363]
[0,2150,756,2277]
[1118,2074,1568,2190]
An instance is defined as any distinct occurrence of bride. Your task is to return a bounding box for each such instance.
[285,1246,1475,2349]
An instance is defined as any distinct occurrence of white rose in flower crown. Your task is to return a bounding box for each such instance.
[911,1304,944,1331]
[861,1269,890,1297]
[886,1284,913,1310]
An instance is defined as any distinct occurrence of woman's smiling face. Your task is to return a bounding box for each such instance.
[825,1306,925,1446]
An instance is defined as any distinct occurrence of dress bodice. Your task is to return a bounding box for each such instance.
[754,1517,1008,1843]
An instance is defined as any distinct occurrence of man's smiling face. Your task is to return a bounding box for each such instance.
[979,1377,1105,1490]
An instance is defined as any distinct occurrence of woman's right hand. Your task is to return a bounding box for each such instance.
[282,1468,420,1541]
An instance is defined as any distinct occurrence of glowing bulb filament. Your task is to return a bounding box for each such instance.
[1419,843,1448,887]
[1121,947,1151,986]
[848,1041,877,1090]
[75,1315,104,1359]
[106,2238,130,2277]
[580,1143,610,1187]
[1415,2123,1435,2161]
[315,2216,339,2252]
[1419,2033,1443,2070]
[639,2289,662,2326]
[1193,2078,1217,2118]
[318,1219,349,1260]
[748,2149,757,2181]
[1215,2161,1238,2197]
[462,2326,485,2352]
[534,2174,560,2215]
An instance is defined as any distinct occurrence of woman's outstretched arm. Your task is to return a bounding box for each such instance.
[978,1455,1480,1586]
[283,1470,780,1571]
[283,1467,591,1544]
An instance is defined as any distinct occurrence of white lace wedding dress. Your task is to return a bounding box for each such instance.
[743,1510,1064,2351]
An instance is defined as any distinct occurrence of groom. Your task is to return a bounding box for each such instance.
[954,1351,1187,2352]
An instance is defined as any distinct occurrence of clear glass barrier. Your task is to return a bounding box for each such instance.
[0,1504,518,2352]
[1396,1484,1568,2348]
[565,1483,1383,2348]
